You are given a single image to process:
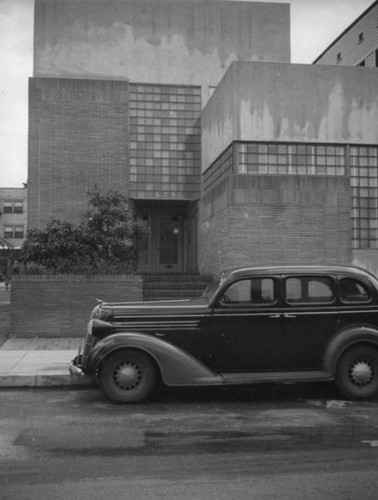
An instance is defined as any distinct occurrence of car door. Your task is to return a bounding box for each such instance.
[281,274,340,371]
[203,276,283,372]
[338,275,378,329]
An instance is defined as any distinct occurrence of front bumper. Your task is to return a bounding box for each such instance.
[69,352,85,378]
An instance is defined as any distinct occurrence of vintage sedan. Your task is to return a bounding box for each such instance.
[70,265,378,403]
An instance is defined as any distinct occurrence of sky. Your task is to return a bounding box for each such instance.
[0,0,375,187]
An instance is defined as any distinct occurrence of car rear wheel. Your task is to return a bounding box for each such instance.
[99,349,157,403]
[335,345,378,400]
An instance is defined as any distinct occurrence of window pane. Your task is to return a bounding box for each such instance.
[3,202,12,213]
[14,202,23,214]
[14,227,24,239]
[285,278,302,302]
[220,278,275,305]
[308,278,334,301]
[340,278,371,303]
[4,226,13,238]
[285,277,334,303]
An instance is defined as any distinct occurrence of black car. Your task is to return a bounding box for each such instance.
[70,265,378,403]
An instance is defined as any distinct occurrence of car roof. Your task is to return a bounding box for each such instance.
[220,265,378,283]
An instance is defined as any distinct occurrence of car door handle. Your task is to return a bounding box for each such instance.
[284,314,296,318]
[269,314,281,318]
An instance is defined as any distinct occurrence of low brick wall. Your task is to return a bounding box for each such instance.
[9,275,143,338]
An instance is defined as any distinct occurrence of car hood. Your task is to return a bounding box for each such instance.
[95,297,210,319]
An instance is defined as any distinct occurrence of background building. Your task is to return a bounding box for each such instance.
[28,0,378,274]
[0,186,27,274]
[314,0,378,67]
[313,0,378,273]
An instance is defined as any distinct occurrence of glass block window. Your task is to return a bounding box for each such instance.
[129,84,201,200]
[350,146,378,249]
[237,143,346,176]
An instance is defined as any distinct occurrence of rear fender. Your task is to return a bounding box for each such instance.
[324,326,378,376]
[87,332,223,387]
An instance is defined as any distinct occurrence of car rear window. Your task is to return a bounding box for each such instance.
[285,276,335,304]
[340,278,371,304]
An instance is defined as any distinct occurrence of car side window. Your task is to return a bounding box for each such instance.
[285,276,335,304]
[340,278,371,304]
[219,278,275,306]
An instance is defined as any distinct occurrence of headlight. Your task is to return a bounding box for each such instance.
[91,306,101,320]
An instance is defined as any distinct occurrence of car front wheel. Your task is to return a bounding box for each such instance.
[99,349,157,403]
[335,345,378,400]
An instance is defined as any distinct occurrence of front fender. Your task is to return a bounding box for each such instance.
[324,326,378,376]
[87,332,223,387]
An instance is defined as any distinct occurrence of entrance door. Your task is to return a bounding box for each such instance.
[157,214,183,272]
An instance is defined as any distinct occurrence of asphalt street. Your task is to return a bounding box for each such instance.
[1,384,378,499]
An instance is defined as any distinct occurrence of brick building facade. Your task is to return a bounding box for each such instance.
[28,0,378,274]
[314,0,378,67]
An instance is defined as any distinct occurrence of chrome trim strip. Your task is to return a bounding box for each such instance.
[113,314,206,320]
[115,321,200,330]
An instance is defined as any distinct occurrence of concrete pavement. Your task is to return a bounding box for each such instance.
[0,284,90,388]
[0,338,91,388]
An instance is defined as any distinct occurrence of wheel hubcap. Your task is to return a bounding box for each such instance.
[349,359,374,387]
[114,361,142,390]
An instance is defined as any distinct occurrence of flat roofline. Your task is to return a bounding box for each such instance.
[313,0,378,64]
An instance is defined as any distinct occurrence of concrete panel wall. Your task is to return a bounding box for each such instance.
[202,61,378,169]
[33,0,290,89]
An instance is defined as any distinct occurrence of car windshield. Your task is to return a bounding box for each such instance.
[200,274,223,301]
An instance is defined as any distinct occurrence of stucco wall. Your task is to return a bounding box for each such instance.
[33,0,290,90]
[202,61,378,169]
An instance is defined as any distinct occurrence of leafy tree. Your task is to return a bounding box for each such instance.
[19,187,148,274]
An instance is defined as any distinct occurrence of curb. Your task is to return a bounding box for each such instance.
[0,372,92,388]
[0,349,92,388]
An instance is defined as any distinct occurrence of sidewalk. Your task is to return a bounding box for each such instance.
[0,337,91,388]
[0,286,90,388]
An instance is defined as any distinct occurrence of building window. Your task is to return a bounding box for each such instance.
[3,225,24,239]
[375,49,378,68]
[358,32,364,44]
[14,226,25,239]
[237,142,346,176]
[337,52,342,63]
[350,146,378,249]
[4,226,14,239]
[3,202,13,214]
[2,200,23,214]
[14,201,23,214]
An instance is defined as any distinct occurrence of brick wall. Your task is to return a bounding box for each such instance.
[199,174,352,274]
[28,78,129,229]
[10,275,143,338]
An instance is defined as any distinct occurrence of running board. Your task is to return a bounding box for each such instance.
[221,371,332,385]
